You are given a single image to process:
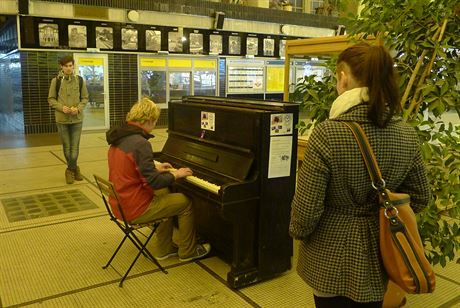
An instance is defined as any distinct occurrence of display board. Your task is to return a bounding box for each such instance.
[227,59,265,94]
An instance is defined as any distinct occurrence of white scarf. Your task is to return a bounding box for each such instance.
[329,87,369,119]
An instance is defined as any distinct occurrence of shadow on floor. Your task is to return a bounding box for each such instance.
[0,132,61,149]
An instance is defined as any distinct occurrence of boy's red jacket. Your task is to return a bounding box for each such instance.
[106,122,174,221]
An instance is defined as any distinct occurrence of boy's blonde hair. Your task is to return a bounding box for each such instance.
[126,97,160,124]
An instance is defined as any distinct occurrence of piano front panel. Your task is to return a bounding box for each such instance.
[162,135,254,182]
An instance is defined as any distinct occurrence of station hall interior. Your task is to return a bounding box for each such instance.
[0,0,459,307]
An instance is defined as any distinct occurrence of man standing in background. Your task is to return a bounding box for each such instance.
[48,55,89,184]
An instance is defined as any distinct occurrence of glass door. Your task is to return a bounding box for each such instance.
[74,53,109,130]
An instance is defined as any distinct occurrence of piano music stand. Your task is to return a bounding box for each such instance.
[94,175,168,287]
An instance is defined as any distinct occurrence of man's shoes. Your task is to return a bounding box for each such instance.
[74,166,83,181]
[65,168,74,184]
[179,243,211,262]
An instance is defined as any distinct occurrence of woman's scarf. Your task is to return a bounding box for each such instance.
[329,87,369,119]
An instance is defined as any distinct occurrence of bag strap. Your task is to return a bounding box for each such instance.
[341,121,398,213]
[341,122,384,185]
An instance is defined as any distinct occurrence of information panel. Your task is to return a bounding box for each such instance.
[227,60,264,94]
[266,66,284,93]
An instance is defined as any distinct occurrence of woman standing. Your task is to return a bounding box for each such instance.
[289,43,430,307]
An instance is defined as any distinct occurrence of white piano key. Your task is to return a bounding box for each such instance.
[154,161,221,194]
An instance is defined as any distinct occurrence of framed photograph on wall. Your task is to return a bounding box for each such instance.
[209,34,222,54]
[229,35,241,55]
[168,31,183,52]
[246,37,258,56]
[121,27,138,50]
[38,23,59,47]
[95,26,113,49]
[279,39,287,57]
[68,24,87,48]
[263,38,275,56]
[189,32,203,54]
[146,30,161,51]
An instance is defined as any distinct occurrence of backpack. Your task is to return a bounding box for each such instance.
[56,75,83,99]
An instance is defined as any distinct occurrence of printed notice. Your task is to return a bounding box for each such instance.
[268,136,292,178]
[201,111,215,131]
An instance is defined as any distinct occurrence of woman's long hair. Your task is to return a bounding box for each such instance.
[337,43,401,127]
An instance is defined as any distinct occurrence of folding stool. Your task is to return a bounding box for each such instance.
[94,175,168,287]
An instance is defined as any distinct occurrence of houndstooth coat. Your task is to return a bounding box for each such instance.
[289,104,430,302]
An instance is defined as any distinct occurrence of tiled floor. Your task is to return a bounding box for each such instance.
[0,129,458,308]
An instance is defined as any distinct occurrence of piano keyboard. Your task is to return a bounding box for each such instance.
[154,161,221,195]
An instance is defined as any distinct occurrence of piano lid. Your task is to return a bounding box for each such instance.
[181,96,294,111]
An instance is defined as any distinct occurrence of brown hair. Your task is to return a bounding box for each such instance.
[59,55,74,66]
[337,42,401,127]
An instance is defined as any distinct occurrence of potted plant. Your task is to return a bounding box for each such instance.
[293,0,459,305]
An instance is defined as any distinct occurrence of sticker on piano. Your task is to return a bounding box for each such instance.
[270,113,293,136]
[201,111,215,131]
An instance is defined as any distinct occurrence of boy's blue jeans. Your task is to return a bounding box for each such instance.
[57,122,82,170]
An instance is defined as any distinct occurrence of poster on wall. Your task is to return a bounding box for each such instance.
[146,30,161,51]
[95,26,113,49]
[279,39,286,57]
[121,27,138,50]
[38,23,59,47]
[266,66,285,92]
[68,25,87,48]
[229,35,241,55]
[209,34,222,54]
[168,31,183,52]
[246,37,258,56]
[227,60,264,94]
[189,33,203,54]
[263,38,275,56]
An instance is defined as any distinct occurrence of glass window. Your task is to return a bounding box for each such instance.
[194,71,216,96]
[169,72,191,100]
[290,0,304,12]
[311,0,324,13]
[141,70,167,104]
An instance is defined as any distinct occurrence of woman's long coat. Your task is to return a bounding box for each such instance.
[289,104,430,302]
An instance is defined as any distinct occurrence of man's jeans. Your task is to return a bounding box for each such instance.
[57,122,82,170]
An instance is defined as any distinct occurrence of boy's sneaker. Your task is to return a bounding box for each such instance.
[179,243,211,262]
[155,250,178,261]
[74,166,83,181]
[65,168,74,184]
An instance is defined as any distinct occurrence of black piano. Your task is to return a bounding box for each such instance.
[156,96,299,288]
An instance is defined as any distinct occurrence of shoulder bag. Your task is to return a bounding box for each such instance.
[341,121,436,294]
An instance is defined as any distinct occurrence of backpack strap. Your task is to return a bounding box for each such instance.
[55,75,83,100]
[55,77,61,95]
[77,75,83,100]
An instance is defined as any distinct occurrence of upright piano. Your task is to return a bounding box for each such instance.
[156,96,299,288]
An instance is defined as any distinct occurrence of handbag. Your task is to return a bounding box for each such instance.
[342,121,436,294]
